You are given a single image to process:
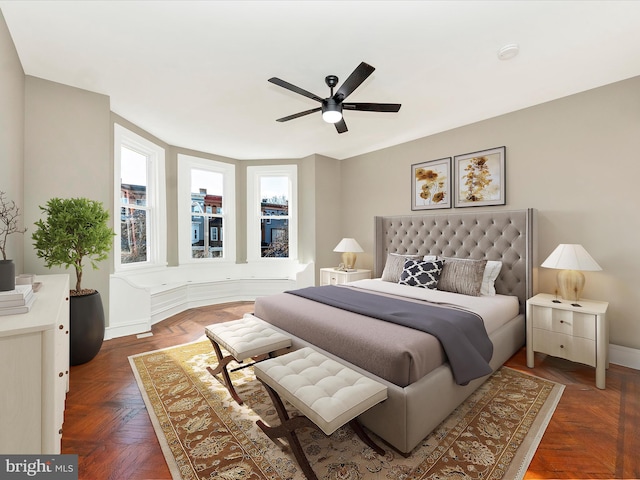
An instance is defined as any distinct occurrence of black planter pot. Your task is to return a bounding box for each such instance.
[70,291,105,366]
[0,259,15,291]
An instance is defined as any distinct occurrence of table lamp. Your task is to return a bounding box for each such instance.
[541,244,602,301]
[333,238,363,270]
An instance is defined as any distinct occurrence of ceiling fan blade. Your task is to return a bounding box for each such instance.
[268,77,324,103]
[333,62,375,102]
[276,107,321,122]
[343,102,401,112]
[334,118,348,134]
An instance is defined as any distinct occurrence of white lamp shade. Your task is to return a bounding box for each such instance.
[541,244,602,271]
[333,238,364,253]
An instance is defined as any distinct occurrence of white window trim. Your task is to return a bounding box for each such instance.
[177,154,236,264]
[247,164,297,262]
[113,124,167,272]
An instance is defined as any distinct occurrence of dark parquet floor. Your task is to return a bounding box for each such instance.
[61,302,640,479]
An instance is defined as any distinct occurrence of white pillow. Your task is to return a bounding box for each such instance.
[480,261,502,296]
[423,255,437,262]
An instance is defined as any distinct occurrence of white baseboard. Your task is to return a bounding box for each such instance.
[609,343,640,370]
[105,319,150,340]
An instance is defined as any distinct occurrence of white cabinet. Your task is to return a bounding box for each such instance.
[526,293,608,389]
[0,274,70,453]
[319,268,371,286]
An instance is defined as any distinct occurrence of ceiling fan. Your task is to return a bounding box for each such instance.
[268,62,401,134]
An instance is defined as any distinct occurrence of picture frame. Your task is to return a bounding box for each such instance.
[454,146,506,208]
[411,157,451,210]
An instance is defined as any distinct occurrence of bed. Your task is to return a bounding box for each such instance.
[254,208,536,454]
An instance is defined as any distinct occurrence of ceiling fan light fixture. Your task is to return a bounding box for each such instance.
[322,99,343,124]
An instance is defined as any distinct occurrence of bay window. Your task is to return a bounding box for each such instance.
[114,124,166,271]
[178,154,236,264]
[247,165,297,261]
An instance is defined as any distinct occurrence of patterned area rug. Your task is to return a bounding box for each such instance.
[129,340,563,480]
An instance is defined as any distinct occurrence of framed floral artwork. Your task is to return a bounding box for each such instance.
[411,157,451,210]
[454,146,506,207]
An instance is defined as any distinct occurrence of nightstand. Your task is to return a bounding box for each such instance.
[319,268,371,286]
[526,293,609,389]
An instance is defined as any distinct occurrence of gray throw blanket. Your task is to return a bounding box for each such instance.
[287,285,493,385]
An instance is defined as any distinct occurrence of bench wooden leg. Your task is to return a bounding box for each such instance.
[256,380,385,479]
[349,419,385,456]
[206,339,243,405]
[257,380,319,480]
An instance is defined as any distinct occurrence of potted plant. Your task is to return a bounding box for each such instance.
[0,191,27,291]
[32,197,115,365]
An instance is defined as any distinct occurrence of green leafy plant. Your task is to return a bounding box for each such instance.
[32,197,115,295]
[0,191,27,261]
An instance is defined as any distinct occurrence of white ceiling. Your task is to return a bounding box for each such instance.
[2,1,640,160]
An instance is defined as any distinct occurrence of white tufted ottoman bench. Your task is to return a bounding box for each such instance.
[254,347,388,480]
[205,314,292,405]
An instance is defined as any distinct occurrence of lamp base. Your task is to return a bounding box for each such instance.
[341,252,357,270]
[556,269,585,301]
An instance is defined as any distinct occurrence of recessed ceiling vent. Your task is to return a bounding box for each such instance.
[498,44,520,60]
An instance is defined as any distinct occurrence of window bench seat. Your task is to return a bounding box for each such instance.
[107,261,314,340]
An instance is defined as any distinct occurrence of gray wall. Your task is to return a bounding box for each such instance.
[341,76,640,350]
[0,10,25,271]
[23,76,112,312]
[311,154,343,271]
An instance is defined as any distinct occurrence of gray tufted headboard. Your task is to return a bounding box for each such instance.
[374,209,536,313]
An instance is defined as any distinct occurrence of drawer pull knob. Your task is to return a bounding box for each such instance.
[560,320,564,323]
[560,344,565,349]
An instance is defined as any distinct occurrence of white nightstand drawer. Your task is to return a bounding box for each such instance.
[319,268,371,286]
[532,328,596,367]
[531,305,596,340]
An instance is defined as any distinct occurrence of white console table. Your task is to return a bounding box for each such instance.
[0,274,70,453]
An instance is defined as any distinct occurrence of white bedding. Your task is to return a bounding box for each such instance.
[346,278,520,335]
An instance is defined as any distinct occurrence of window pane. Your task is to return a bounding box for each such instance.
[191,215,223,258]
[208,217,223,258]
[191,214,205,258]
[192,169,223,211]
[121,146,147,206]
[260,176,288,215]
[261,219,288,258]
[120,207,148,264]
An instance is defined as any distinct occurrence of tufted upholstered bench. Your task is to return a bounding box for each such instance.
[204,314,292,404]
[254,347,388,480]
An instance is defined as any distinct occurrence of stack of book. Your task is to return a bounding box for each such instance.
[0,284,36,316]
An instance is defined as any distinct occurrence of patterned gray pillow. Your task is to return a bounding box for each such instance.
[437,257,487,296]
[398,259,444,289]
[381,253,422,283]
